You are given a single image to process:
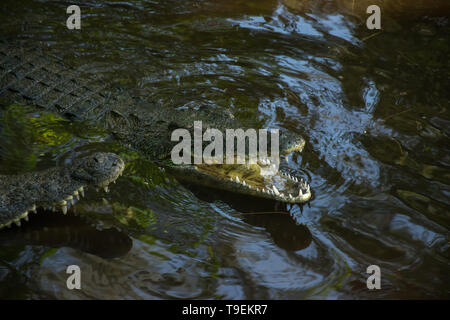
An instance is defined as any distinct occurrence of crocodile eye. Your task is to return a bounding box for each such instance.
[93,157,99,163]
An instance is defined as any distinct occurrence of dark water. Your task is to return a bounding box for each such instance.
[0,0,449,299]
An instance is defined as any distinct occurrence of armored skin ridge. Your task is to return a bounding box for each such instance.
[0,152,125,229]
[0,42,312,221]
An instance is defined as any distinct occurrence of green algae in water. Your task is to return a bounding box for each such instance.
[0,104,108,174]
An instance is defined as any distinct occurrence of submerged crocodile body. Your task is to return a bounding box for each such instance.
[0,152,124,229]
[0,42,311,229]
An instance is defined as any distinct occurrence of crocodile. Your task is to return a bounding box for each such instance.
[0,152,125,229]
[0,42,311,228]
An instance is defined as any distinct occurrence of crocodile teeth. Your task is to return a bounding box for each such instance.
[272,186,280,195]
[14,220,21,227]
[73,191,80,200]
[30,204,37,214]
[289,194,294,199]
[299,189,303,196]
[242,181,246,186]
[23,215,29,222]
[104,186,109,193]
[235,176,240,183]
[307,185,310,193]
[79,187,84,198]
[285,157,289,164]
[62,205,68,215]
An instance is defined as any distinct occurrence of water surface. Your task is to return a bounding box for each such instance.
[0,0,449,299]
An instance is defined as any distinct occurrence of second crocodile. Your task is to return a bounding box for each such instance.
[0,152,124,229]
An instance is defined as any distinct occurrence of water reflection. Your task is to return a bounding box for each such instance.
[183,183,313,251]
[0,209,132,259]
[243,214,312,251]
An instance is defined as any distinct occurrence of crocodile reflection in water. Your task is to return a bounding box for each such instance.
[0,208,132,259]
[185,183,313,251]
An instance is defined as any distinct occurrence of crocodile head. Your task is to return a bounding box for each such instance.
[106,105,311,204]
[70,152,125,188]
[165,130,312,204]
[0,152,125,229]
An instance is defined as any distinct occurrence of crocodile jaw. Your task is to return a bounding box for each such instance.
[167,156,311,203]
[0,185,85,229]
[0,153,125,230]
